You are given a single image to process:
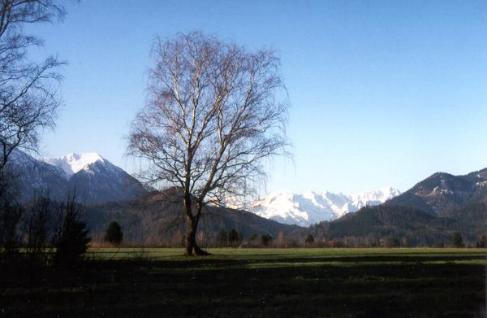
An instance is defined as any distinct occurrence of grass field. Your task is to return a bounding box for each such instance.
[1,248,486,317]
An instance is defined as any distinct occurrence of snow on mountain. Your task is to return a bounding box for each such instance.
[251,187,401,226]
[7,150,147,204]
[350,187,402,209]
[44,153,105,178]
[43,152,147,204]
[7,150,68,202]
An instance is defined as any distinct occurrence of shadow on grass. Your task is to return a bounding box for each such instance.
[0,252,485,317]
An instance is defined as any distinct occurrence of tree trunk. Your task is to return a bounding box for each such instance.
[184,216,196,256]
[184,216,209,256]
[183,196,209,256]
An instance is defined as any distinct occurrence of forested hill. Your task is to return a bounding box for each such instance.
[386,168,487,215]
[309,169,487,246]
[84,189,303,246]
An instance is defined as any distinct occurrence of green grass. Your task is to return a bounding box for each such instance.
[86,246,487,258]
[1,248,486,317]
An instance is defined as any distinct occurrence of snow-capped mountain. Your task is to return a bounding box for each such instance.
[8,150,147,204]
[45,152,106,178]
[251,187,401,226]
[7,150,69,202]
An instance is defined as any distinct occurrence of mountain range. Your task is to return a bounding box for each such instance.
[7,150,487,246]
[84,167,487,245]
[251,187,401,226]
[9,150,398,226]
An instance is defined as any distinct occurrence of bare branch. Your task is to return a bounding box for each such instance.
[0,0,65,173]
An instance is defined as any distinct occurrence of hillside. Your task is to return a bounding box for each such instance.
[85,189,303,245]
[308,168,487,246]
[386,169,487,216]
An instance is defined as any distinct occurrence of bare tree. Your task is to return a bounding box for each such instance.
[26,195,54,258]
[0,0,66,176]
[129,32,287,255]
[0,195,22,257]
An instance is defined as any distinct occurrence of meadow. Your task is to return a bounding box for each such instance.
[1,248,486,317]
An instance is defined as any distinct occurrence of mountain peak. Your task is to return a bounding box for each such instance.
[46,152,105,177]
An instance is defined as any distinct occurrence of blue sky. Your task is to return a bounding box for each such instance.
[30,0,487,194]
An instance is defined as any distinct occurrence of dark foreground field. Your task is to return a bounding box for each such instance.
[1,248,486,317]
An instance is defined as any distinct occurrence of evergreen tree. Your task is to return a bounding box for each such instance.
[261,234,273,247]
[53,195,90,264]
[305,234,314,246]
[451,232,464,248]
[216,229,228,247]
[104,221,123,246]
[228,229,241,247]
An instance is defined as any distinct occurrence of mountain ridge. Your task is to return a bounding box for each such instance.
[386,168,487,216]
[307,168,487,246]
[7,150,146,204]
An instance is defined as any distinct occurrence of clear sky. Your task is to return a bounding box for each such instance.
[29,0,487,194]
